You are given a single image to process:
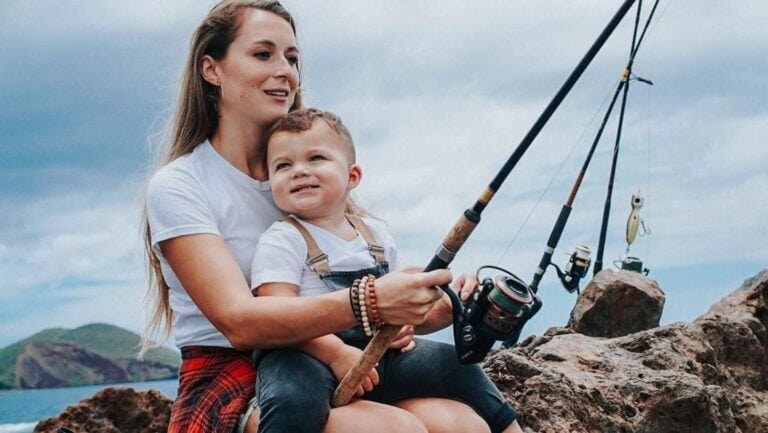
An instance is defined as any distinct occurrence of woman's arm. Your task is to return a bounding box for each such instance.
[161,233,449,350]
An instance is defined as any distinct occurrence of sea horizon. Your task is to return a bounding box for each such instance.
[0,379,178,433]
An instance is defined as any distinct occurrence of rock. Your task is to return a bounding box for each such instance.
[485,269,768,433]
[568,269,665,338]
[34,387,172,433]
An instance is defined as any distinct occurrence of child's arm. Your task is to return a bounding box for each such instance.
[259,282,379,395]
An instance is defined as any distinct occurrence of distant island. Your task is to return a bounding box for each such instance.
[0,323,180,390]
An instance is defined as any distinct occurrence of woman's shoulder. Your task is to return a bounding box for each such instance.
[148,152,201,190]
[145,151,214,222]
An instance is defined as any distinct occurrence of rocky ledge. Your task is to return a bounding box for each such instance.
[485,269,768,433]
[36,269,768,433]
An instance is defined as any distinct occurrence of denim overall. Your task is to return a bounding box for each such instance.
[283,214,389,343]
[256,215,518,433]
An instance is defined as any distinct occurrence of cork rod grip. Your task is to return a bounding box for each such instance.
[331,324,401,407]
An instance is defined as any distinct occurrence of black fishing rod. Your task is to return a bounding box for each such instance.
[594,0,661,275]
[332,0,638,407]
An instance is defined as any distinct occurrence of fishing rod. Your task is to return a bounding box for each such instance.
[500,0,660,348]
[594,0,661,275]
[332,0,639,407]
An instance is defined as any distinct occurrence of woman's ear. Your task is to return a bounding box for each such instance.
[200,54,221,86]
[347,164,363,190]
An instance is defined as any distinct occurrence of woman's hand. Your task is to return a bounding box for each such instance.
[388,325,416,352]
[373,267,450,326]
[328,344,379,396]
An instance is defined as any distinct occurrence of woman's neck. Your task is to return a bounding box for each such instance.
[301,211,357,242]
[210,115,269,181]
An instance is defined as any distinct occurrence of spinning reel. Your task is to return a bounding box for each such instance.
[550,245,592,294]
[444,265,541,364]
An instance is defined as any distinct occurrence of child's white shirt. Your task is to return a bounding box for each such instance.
[250,216,399,296]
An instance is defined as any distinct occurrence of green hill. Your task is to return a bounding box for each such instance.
[0,323,180,390]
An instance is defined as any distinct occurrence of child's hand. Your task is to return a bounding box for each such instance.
[388,325,416,352]
[451,272,480,301]
[328,344,380,396]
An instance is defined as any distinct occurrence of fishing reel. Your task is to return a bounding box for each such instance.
[445,265,541,364]
[550,245,592,294]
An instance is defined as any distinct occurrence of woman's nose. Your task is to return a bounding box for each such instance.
[273,58,298,83]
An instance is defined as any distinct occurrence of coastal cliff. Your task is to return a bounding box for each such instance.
[34,270,768,433]
[0,323,179,390]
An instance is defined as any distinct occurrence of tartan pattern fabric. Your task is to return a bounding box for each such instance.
[169,346,256,433]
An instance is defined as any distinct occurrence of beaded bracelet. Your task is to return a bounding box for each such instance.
[365,275,384,328]
[350,279,363,326]
[358,276,373,337]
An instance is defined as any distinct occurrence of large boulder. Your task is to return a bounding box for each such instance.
[34,387,171,433]
[568,269,665,338]
[486,269,768,433]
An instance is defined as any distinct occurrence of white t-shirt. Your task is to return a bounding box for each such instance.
[250,217,399,297]
[146,140,284,348]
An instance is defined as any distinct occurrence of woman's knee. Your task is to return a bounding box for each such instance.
[394,398,491,433]
[324,400,428,433]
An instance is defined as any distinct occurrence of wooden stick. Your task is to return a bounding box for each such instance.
[331,324,401,406]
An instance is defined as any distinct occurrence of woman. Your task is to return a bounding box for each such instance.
[142,1,523,432]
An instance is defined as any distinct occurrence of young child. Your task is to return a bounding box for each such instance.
[250,108,519,433]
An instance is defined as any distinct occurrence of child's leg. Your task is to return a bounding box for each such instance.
[363,338,519,433]
[257,348,336,433]
[256,347,431,433]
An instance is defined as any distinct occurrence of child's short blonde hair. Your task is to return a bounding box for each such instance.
[267,108,356,163]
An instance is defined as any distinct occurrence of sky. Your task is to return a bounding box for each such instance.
[0,0,766,348]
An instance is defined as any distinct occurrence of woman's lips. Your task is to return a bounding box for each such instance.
[265,89,289,101]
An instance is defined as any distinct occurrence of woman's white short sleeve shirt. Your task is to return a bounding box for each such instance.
[146,141,283,348]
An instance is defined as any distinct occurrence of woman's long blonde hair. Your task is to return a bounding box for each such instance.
[140,0,302,356]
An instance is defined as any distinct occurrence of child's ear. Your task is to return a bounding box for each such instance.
[347,164,362,190]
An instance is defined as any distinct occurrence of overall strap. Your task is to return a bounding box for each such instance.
[282,216,331,274]
[346,214,387,265]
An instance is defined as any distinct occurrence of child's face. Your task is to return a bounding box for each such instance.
[267,120,361,218]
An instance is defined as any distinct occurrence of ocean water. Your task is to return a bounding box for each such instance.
[0,379,178,433]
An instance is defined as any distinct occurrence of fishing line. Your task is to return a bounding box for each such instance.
[496,79,620,266]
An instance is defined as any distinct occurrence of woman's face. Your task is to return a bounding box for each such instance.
[208,9,300,126]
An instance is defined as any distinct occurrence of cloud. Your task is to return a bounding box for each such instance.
[1,0,766,347]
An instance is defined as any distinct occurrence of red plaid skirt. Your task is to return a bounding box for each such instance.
[168,346,256,433]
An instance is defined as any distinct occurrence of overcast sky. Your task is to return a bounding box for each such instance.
[1,0,766,348]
